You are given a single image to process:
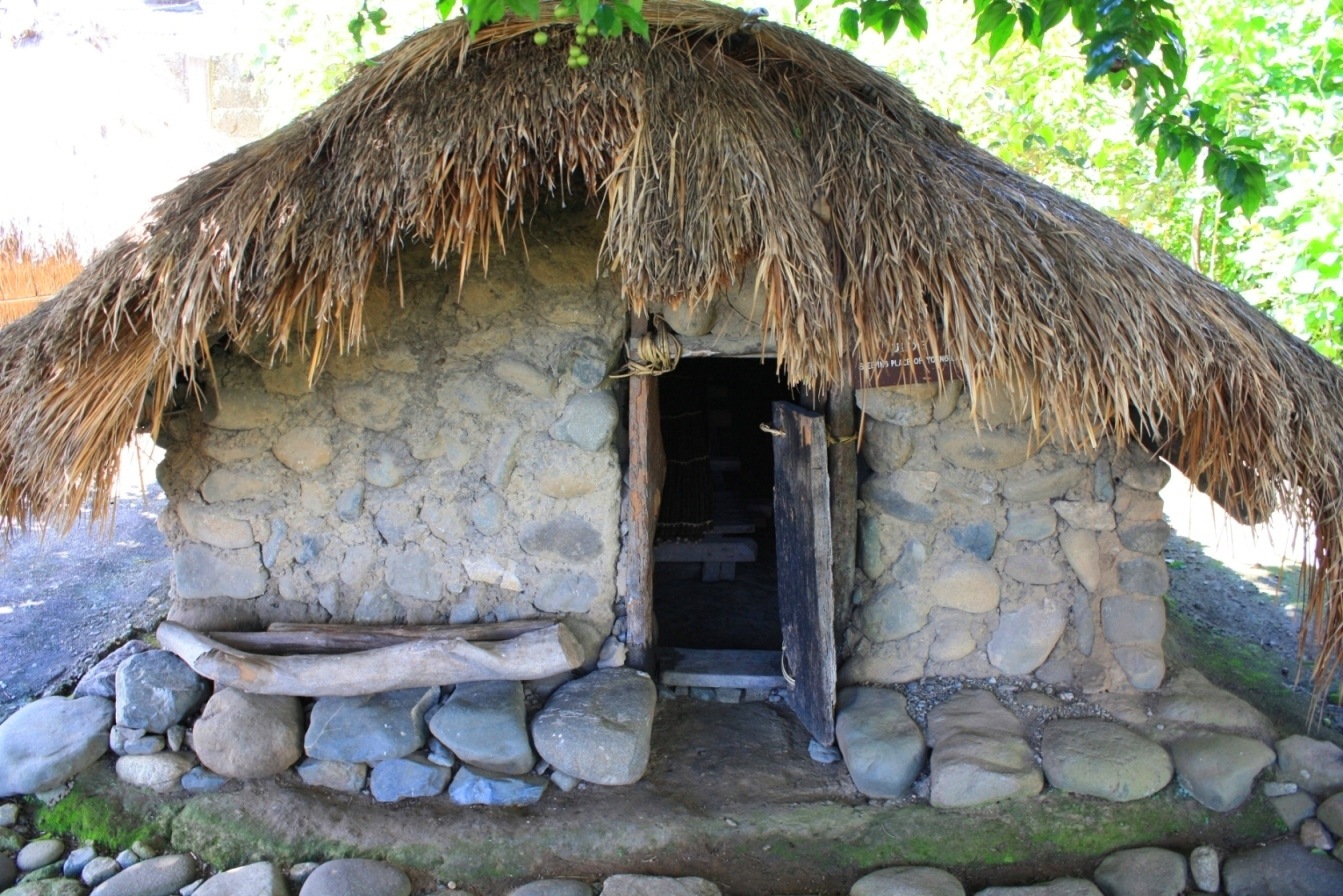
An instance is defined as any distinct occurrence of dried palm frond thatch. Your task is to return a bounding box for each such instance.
[1,0,1340,694]
[0,230,82,325]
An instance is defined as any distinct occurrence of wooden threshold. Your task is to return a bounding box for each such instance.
[658,647,787,690]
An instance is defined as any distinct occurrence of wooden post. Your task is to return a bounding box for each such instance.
[622,316,665,672]
[827,384,858,636]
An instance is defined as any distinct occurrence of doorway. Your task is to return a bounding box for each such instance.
[651,358,795,651]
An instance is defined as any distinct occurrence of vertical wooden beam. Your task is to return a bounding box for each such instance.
[827,385,858,637]
[622,316,665,672]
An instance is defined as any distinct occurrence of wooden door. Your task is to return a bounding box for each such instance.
[772,401,837,745]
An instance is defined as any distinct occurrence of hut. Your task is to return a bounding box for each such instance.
[1,0,1340,750]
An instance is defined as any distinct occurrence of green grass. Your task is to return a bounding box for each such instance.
[31,783,163,851]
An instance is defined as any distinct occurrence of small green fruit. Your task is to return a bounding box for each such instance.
[574,32,587,46]
[567,55,581,68]
[569,42,582,56]
[534,30,549,45]
[576,52,590,67]
[555,3,572,16]
[585,23,599,36]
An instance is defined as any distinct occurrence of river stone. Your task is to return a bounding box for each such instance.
[88,853,198,896]
[1041,720,1171,802]
[948,522,997,561]
[1269,791,1314,831]
[1318,791,1343,836]
[1222,840,1343,896]
[193,862,287,896]
[532,669,656,785]
[549,391,618,452]
[74,641,153,699]
[180,767,229,793]
[1188,845,1219,893]
[114,651,209,733]
[929,563,1001,613]
[82,857,122,888]
[3,882,87,896]
[0,695,114,796]
[1275,734,1343,797]
[297,758,367,793]
[0,854,15,890]
[849,866,965,896]
[507,881,594,896]
[975,881,1100,896]
[518,516,603,562]
[63,846,97,878]
[428,680,534,775]
[1052,501,1115,531]
[1003,505,1056,542]
[834,687,927,799]
[1170,733,1275,811]
[936,428,1031,472]
[1093,847,1186,896]
[0,802,17,826]
[1095,848,1181,896]
[600,876,720,896]
[173,543,269,600]
[927,690,1042,808]
[1116,519,1170,555]
[856,386,936,427]
[1058,530,1101,592]
[304,687,439,764]
[369,753,451,802]
[193,689,302,779]
[298,859,411,896]
[987,600,1068,675]
[115,753,195,792]
[448,765,548,806]
[16,840,64,872]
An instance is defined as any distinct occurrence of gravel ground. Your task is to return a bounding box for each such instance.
[0,437,171,723]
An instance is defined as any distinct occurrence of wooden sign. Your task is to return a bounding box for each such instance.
[852,343,962,388]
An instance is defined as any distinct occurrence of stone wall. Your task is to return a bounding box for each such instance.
[156,209,626,660]
[841,381,1172,692]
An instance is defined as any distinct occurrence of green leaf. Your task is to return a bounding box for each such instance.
[975,0,1012,42]
[576,0,600,24]
[435,0,454,19]
[1177,142,1198,177]
[1038,0,1067,33]
[1018,4,1040,48]
[839,6,860,41]
[987,11,1016,57]
[794,0,812,12]
[348,14,365,48]
[506,0,540,20]
[594,0,617,34]
[902,0,927,38]
[880,8,902,40]
[615,3,649,38]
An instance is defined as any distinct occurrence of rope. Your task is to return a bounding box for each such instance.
[759,422,856,444]
[610,315,682,378]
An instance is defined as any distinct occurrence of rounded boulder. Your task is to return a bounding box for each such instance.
[193,689,303,779]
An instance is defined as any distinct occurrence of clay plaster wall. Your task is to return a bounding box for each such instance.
[156,210,627,663]
[842,381,1173,693]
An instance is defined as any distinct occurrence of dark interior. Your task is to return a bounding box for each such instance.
[653,358,796,651]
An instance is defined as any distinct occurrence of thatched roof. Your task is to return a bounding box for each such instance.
[2,0,1340,690]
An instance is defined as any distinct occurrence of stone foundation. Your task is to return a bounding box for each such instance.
[842,381,1172,692]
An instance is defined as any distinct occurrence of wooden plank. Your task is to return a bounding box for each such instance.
[211,620,556,655]
[773,401,838,746]
[159,622,585,697]
[653,538,757,563]
[826,385,858,641]
[623,350,665,673]
[658,648,787,689]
